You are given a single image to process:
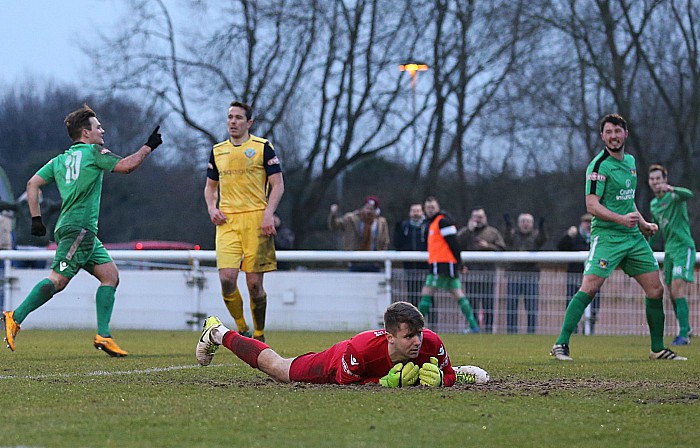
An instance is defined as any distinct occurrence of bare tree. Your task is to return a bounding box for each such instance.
[84,0,700,246]
[622,0,700,189]
[89,0,320,149]
[410,0,533,215]
[531,1,662,166]
[506,3,600,173]
[89,0,421,244]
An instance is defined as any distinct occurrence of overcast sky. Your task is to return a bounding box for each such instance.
[0,1,126,85]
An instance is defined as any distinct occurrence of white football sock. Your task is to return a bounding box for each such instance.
[211,324,230,345]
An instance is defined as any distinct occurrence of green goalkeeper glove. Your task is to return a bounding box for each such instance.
[419,357,444,387]
[379,362,419,388]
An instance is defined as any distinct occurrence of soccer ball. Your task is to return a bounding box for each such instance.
[454,365,490,384]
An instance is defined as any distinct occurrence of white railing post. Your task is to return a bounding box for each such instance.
[1,249,682,335]
[185,255,207,330]
[583,304,592,335]
[2,258,11,311]
[384,259,393,320]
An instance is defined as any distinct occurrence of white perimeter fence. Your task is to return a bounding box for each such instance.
[1,250,697,336]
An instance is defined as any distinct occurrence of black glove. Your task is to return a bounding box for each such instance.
[31,216,47,236]
[503,213,511,226]
[145,125,162,150]
[538,217,545,229]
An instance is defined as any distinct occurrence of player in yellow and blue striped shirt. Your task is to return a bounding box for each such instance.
[204,102,284,343]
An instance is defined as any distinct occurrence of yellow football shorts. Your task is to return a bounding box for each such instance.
[215,210,277,272]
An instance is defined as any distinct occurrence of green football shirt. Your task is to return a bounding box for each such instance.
[585,149,640,236]
[36,143,121,234]
[650,187,695,253]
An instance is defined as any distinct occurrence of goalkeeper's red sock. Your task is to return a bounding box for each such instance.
[222,330,270,369]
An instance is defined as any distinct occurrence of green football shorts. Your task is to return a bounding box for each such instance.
[583,232,658,278]
[51,226,113,278]
[663,246,696,285]
[424,273,461,290]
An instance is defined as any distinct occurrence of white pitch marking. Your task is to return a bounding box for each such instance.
[0,363,237,380]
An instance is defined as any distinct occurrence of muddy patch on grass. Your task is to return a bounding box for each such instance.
[196,376,699,399]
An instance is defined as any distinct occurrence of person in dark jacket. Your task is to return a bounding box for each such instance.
[0,191,61,268]
[457,207,505,333]
[504,213,547,334]
[557,213,599,334]
[394,203,428,308]
[273,213,295,271]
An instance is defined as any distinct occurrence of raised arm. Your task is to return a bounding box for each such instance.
[113,126,162,174]
[668,186,694,201]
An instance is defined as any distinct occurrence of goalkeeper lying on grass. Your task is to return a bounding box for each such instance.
[196,301,456,387]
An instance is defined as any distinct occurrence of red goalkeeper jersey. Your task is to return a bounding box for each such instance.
[289,328,456,386]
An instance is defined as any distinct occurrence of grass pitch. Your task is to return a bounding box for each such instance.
[1,330,698,447]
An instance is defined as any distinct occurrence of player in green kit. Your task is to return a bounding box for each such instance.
[648,164,695,346]
[550,114,687,361]
[1,104,162,356]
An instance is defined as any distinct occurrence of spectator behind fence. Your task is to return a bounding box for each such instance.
[457,207,505,333]
[394,203,429,308]
[328,195,389,272]
[0,209,11,251]
[557,213,600,334]
[0,191,61,269]
[273,213,295,271]
[0,205,11,310]
[504,213,547,334]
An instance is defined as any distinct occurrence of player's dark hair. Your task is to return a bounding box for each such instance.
[229,101,253,120]
[599,113,627,133]
[648,163,668,178]
[424,196,439,206]
[384,301,424,335]
[64,104,97,141]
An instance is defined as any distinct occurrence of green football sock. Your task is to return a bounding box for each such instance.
[645,297,665,352]
[96,285,116,337]
[673,297,690,339]
[13,279,56,324]
[458,297,479,328]
[555,291,592,345]
[419,295,433,318]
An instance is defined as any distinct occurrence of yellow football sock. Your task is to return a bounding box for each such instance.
[223,289,249,334]
[250,294,267,338]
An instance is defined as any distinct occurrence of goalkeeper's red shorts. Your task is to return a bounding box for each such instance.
[289,342,345,384]
[289,352,334,384]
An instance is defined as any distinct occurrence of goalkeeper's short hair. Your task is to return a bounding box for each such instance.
[384,301,424,335]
